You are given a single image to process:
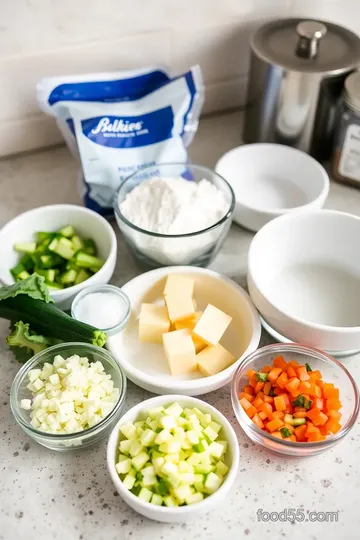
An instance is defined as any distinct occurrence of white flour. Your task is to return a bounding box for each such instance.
[119,177,230,265]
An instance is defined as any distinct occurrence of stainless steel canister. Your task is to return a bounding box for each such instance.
[243,19,360,161]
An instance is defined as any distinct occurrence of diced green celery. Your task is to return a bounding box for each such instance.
[49,237,75,260]
[204,472,223,494]
[74,269,91,285]
[14,242,37,254]
[71,235,84,252]
[61,269,77,284]
[131,451,150,471]
[151,494,163,506]
[59,225,76,238]
[138,487,152,503]
[83,238,97,255]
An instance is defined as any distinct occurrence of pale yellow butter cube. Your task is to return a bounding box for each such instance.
[165,294,195,323]
[139,303,170,343]
[162,329,197,375]
[174,312,207,354]
[193,304,232,346]
[163,275,194,298]
[197,343,235,377]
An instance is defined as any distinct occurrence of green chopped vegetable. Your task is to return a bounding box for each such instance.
[74,251,104,270]
[256,372,268,382]
[292,395,312,410]
[305,363,312,372]
[14,242,37,254]
[10,226,104,289]
[280,427,292,438]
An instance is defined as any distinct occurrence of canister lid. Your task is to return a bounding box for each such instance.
[252,18,360,75]
[344,71,360,112]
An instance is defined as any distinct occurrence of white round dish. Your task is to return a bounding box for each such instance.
[248,210,360,352]
[215,143,329,232]
[0,204,117,310]
[107,266,261,396]
[260,316,360,359]
[107,394,240,522]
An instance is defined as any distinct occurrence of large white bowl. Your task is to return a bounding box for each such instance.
[107,266,261,396]
[107,394,240,522]
[248,210,360,352]
[215,143,329,232]
[0,204,117,310]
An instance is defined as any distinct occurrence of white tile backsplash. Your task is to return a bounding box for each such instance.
[1,0,360,156]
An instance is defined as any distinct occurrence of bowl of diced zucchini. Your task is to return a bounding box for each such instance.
[0,204,117,310]
[107,395,240,522]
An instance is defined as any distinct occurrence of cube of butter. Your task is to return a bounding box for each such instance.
[139,303,170,343]
[197,343,235,377]
[174,312,207,354]
[193,304,232,346]
[162,329,197,375]
[164,274,194,298]
[165,294,195,323]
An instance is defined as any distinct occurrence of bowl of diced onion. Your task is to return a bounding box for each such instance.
[107,395,240,522]
[10,342,127,451]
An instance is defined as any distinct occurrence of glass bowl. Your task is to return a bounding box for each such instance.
[71,284,131,337]
[113,163,235,269]
[231,344,359,457]
[10,343,127,451]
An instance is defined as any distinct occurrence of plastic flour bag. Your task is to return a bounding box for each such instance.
[37,66,204,217]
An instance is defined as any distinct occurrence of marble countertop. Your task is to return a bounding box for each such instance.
[0,111,359,540]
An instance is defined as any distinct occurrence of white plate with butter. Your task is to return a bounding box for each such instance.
[107,266,261,396]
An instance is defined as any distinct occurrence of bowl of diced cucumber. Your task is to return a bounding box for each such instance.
[0,204,117,310]
[107,395,240,522]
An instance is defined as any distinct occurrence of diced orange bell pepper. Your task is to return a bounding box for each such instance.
[275,372,288,389]
[254,381,265,394]
[263,381,272,396]
[258,411,267,420]
[263,395,274,404]
[298,381,312,393]
[294,424,307,441]
[296,365,310,381]
[252,396,264,409]
[274,395,287,411]
[239,392,255,402]
[240,397,257,418]
[259,402,273,419]
[267,417,284,432]
[287,366,297,379]
[327,410,342,421]
[252,413,264,429]
[326,399,342,411]
[324,419,341,434]
[307,432,326,442]
[288,360,300,369]
[293,411,307,418]
[267,367,282,383]
[311,398,324,410]
[247,369,257,380]
[243,385,255,396]
[260,365,273,373]
[285,377,300,394]
[271,431,283,439]
[273,355,288,370]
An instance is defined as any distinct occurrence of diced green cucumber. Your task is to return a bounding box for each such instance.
[131,452,150,471]
[74,269,91,285]
[74,251,104,270]
[36,269,56,282]
[19,254,34,272]
[204,472,223,494]
[37,253,62,269]
[61,269,77,285]
[284,414,306,427]
[10,263,26,279]
[215,461,229,476]
[59,225,76,238]
[122,474,136,490]
[119,423,137,440]
[17,270,31,280]
[83,238,97,255]
[138,487,152,503]
[186,492,204,504]
[14,242,37,254]
[71,235,84,252]
[45,280,64,290]
[164,495,178,507]
[36,232,55,243]
[49,237,75,260]
[151,494,163,506]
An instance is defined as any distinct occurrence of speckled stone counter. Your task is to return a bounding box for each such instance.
[0,112,359,540]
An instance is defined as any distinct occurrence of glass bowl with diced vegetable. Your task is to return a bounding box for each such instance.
[231,344,359,457]
[10,342,127,451]
[107,395,240,522]
[0,204,117,310]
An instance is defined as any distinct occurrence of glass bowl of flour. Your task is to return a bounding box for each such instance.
[114,163,235,268]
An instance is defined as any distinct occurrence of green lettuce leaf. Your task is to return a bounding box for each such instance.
[0,274,53,303]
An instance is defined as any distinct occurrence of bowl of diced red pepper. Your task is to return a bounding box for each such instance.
[231,343,359,457]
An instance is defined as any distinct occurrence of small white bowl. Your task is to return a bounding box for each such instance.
[107,394,240,522]
[248,210,360,352]
[106,266,261,396]
[215,143,329,232]
[0,204,117,310]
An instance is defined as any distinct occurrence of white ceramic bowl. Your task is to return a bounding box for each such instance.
[215,143,329,232]
[248,210,360,352]
[0,204,117,310]
[107,395,240,522]
[107,266,261,396]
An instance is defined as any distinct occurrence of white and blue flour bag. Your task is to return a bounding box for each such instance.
[37,66,204,216]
